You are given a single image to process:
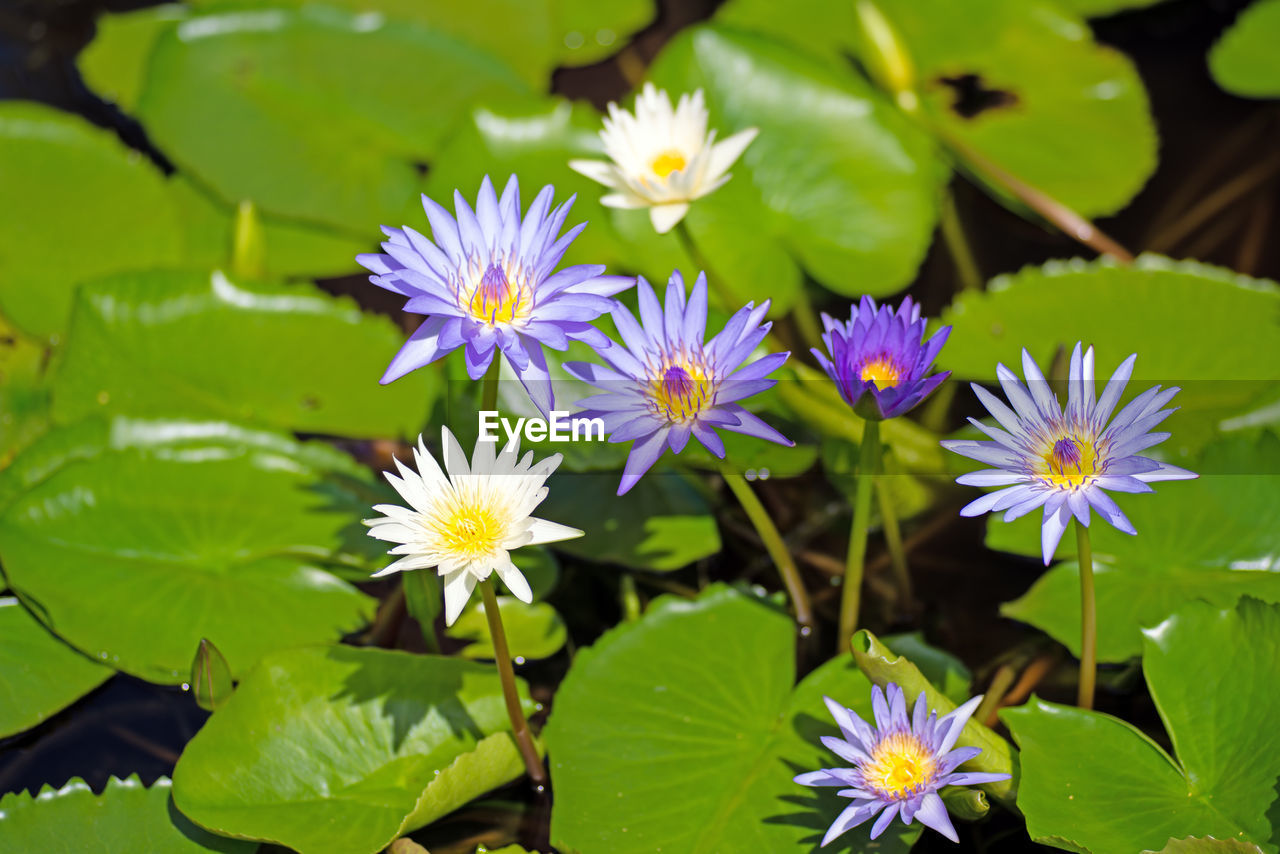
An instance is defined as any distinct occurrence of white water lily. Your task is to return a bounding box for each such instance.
[569,82,758,234]
[365,426,583,625]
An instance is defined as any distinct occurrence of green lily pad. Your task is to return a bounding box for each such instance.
[136,5,530,234]
[0,597,112,738]
[172,645,535,854]
[539,470,720,571]
[1146,839,1268,854]
[1002,597,1280,853]
[447,596,567,662]
[1056,0,1167,16]
[1210,0,1280,98]
[0,417,376,683]
[77,4,188,111]
[552,0,652,65]
[51,269,435,440]
[0,776,254,853]
[546,584,920,853]
[941,255,1280,452]
[1000,432,1280,662]
[0,315,51,464]
[715,0,1155,217]
[647,25,946,301]
[167,178,368,281]
[0,102,183,339]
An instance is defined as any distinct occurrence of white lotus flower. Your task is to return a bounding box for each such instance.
[569,82,758,234]
[365,426,583,625]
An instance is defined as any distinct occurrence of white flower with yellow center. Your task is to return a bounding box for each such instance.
[569,83,758,234]
[365,427,583,624]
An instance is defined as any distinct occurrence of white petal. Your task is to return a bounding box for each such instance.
[649,202,690,234]
[706,127,757,180]
[525,517,584,545]
[443,570,478,625]
[495,561,534,603]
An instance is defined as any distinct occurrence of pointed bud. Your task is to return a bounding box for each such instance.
[190,638,233,712]
[231,200,266,279]
[853,1,919,113]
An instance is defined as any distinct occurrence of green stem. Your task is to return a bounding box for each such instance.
[873,453,914,615]
[620,573,641,622]
[478,579,546,786]
[938,191,982,292]
[480,357,501,413]
[673,220,736,309]
[791,286,826,353]
[1076,522,1097,710]
[839,419,880,654]
[719,463,814,634]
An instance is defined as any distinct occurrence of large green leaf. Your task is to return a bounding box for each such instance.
[446,596,568,662]
[136,6,530,234]
[0,776,254,853]
[552,0,652,65]
[540,471,720,571]
[546,584,919,853]
[941,255,1280,451]
[0,597,112,738]
[0,102,183,339]
[0,315,51,463]
[1146,840,1268,854]
[1002,598,1280,853]
[172,645,535,854]
[715,0,1155,217]
[1056,0,1167,16]
[51,270,434,440]
[647,25,946,301]
[0,418,376,683]
[77,4,187,111]
[1210,0,1280,99]
[997,432,1280,662]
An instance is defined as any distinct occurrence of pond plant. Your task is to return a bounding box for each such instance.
[1,1,1278,854]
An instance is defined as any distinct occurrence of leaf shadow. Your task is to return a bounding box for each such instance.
[324,646,484,752]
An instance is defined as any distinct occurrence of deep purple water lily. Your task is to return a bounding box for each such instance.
[357,175,633,414]
[814,296,951,420]
[796,683,1010,846]
[564,270,792,495]
[941,343,1196,563]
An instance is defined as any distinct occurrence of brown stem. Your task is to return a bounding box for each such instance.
[1147,150,1280,253]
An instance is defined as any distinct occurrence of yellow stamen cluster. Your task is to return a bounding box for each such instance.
[468,263,525,326]
[651,149,688,179]
[859,356,904,390]
[1039,435,1099,489]
[651,362,712,422]
[433,495,507,560]
[863,732,938,799]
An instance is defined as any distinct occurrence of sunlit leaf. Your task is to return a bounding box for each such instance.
[1210,0,1280,98]
[447,596,567,662]
[0,776,253,853]
[0,418,377,683]
[1002,598,1280,853]
[172,645,535,854]
[546,584,919,853]
[0,597,112,738]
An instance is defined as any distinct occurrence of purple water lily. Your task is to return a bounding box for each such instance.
[564,270,792,495]
[357,175,633,414]
[814,296,951,420]
[941,343,1196,564]
[796,683,1010,845]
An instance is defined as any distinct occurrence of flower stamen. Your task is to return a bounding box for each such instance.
[651,149,688,179]
[469,263,522,326]
[1040,435,1098,488]
[864,731,939,800]
[651,362,712,422]
[859,355,904,389]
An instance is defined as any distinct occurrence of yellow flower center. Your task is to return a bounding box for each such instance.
[859,356,903,389]
[435,497,506,560]
[651,362,711,422]
[651,149,687,179]
[864,732,938,799]
[468,263,523,325]
[1039,436,1099,488]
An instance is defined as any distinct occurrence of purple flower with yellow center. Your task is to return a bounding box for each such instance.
[814,296,951,421]
[941,343,1196,564]
[564,270,792,495]
[357,175,633,414]
[796,683,1009,846]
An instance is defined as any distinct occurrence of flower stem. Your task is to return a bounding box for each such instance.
[938,190,982,292]
[719,463,814,635]
[838,419,880,654]
[480,358,501,413]
[478,579,546,786]
[1076,521,1097,710]
[873,454,914,615]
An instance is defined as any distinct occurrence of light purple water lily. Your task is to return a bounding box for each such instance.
[941,343,1196,564]
[796,683,1010,846]
[357,175,633,414]
[814,295,951,421]
[564,270,792,495]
